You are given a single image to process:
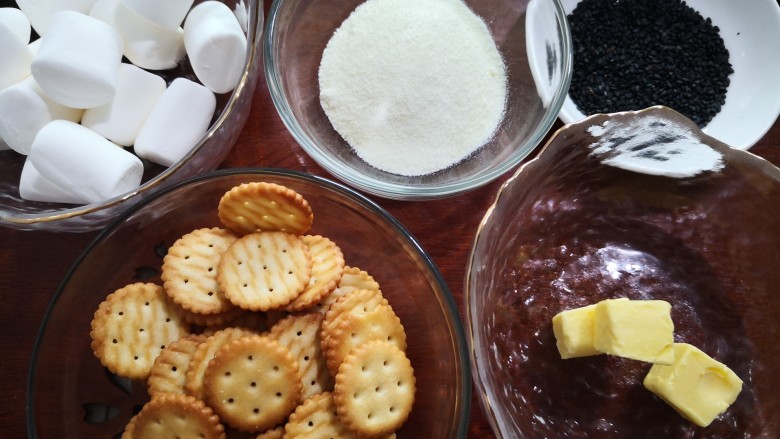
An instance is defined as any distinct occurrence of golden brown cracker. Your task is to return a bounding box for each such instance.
[90,282,190,380]
[203,335,302,433]
[269,312,332,400]
[324,304,407,376]
[283,392,361,438]
[218,182,313,236]
[161,227,238,315]
[147,333,206,397]
[333,340,415,437]
[185,327,255,400]
[320,289,387,351]
[254,426,284,439]
[314,266,381,314]
[123,394,225,439]
[218,231,312,312]
[284,235,345,312]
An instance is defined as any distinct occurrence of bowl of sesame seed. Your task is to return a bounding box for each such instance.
[550,0,780,150]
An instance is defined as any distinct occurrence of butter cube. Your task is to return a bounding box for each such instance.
[643,343,743,427]
[593,298,675,364]
[552,298,629,359]
[552,304,600,359]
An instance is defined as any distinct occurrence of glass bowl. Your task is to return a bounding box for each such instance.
[465,106,780,438]
[0,0,264,232]
[27,168,471,438]
[553,0,780,150]
[264,0,572,200]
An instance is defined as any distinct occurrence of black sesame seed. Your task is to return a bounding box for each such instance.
[567,0,732,128]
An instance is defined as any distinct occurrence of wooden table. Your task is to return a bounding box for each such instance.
[2,65,779,439]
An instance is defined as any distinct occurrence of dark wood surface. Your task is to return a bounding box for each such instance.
[2,61,779,439]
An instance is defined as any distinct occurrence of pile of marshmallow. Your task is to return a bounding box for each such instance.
[0,0,248,205]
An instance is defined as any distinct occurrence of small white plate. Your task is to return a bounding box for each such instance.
[550,0,780,150]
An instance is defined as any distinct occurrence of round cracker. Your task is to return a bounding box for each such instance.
[269,312,332,400]
[323,303,407,376]
[218,231,312,312]
[284,235,345,311]
[90,282,190,380]
[147,333,207,397]
[161,227,238,315]
[320,289,387,351]
[333,340,415,437]
[123,394,225,439]
[218,182,313,236]
[313,266,381,314]
[203,335,302,433]
[185,327,255,400]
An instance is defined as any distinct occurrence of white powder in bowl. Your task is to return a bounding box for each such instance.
[318,0,507,177]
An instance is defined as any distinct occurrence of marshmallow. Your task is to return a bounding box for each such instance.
[89,0,120,26]
[15,0,97,36]
[184,1,247,94]
[31,11,123,109]
[28,38,42,56]
[0,9,33,91]
[82,63,166,146]
[19,158,89,204]
[134,78,216,167]
[120,0,194,29]
[114,2,186,70]
[30,120,144,204]
[0,8,31,43]
[0,76,83,155]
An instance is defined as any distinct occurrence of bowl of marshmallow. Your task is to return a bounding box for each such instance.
[0,0,264,232]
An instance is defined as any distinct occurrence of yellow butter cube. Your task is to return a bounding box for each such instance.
[552,304,600,359]
[643,343,743,427]
[593,298,675,364]
[552,298,629,359]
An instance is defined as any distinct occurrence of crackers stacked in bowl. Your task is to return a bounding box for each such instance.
[89,182,416,438]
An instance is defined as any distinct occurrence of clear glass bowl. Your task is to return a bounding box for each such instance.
[0,0,264,232]
[27,168,471,438]
[264,0,572,200]
[466,106,780,438]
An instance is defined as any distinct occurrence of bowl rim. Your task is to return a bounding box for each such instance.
[464,105,780,438]
[0,0,265,228]
[26,167,472,438]
[263,0,573,200]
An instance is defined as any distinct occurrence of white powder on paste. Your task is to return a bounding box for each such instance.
[318,0,507,176]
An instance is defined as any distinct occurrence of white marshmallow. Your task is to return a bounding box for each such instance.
[31,11,123,109]
[89,0,120,26]
[82,63,166,146]
[0,10,33,91]
[28,38,42,56]
[184,1,247,94]
[15,0,97,36]
[30,120,143,204]
[120,0,193,29]
[134,78,216,167]
[114,2,186,70]
[0,8,31,43]
[0,76,83,155]
[19,158,89,204]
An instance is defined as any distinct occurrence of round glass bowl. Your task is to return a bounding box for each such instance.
[0,0,264,232]
[553,0,780,150]
[465,106,780,438]
[264,0,572,200]
[27,168,471,438]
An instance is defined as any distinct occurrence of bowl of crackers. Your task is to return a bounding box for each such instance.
[27,168,470,438]
[465,106,780,438]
